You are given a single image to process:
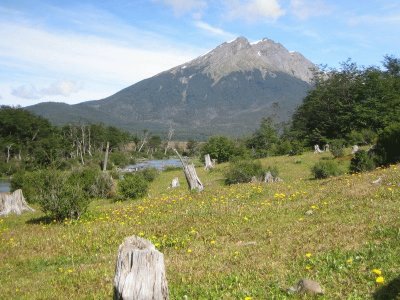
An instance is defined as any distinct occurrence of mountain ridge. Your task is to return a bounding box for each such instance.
[27,36,315,139]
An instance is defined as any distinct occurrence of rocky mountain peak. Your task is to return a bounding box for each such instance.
[170,36,315,83]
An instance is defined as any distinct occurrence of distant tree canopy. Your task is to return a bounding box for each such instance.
[290,56,400,145]
[0,106,135,172]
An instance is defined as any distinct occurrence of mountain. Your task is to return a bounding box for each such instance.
[27,37,315,139]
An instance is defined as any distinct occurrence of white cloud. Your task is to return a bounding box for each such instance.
[225,0,285,22]
[156,0,207,15]
[11,81,82,99]
[194,21,235,39]
[41,80,82,97]
[290,0,333,20]
[0,17,204,105]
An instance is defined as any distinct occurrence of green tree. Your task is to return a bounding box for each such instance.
[246,117,279,157]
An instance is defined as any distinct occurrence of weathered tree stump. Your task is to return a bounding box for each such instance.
[0,189,34,216]
[170,177,180,188]
[351,145,359,154]
[314,145,323,153]
[263,171,283,183]
[324,144,330,152]
[264,171,274,183]
[173,149,204,191]
[113,235,169,300]
[204,154,214,170]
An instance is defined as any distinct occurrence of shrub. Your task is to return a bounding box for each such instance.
[67,168,114,198]
[118,173,149,199]
[11,170,37,202]
[311,160,343,179]
[225,159,264,185]
[28,169,91,220]
[139,168,158,182]
[201,136,246,163]
[289,141,304,156]
[374,123,400,165]
[109,151,130,168]
[329,139,345,158]
[349,150,376,173]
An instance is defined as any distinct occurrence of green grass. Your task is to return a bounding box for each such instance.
[1,151,399,299]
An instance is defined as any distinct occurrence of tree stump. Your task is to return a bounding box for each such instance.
[173,149,204,191]
[204,154,214,170]
[351,145,359,154]
[263,171,283,183]
[314,145,323,153]
[170,177,180,188]
[264,171,274,183]
[324,144,330,152]
[0,189,34,216]
[113,235,169,300]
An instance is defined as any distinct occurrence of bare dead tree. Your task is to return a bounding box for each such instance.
[164,125,175,155]
[138,130,149,152]
[6,144,12,163]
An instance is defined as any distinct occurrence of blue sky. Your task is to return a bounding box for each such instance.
[1,0,399,106]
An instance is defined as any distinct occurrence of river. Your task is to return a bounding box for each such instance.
[0,179,11,193]
[123,158,182,172]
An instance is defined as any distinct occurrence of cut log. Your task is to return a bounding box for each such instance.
[323,144,330,152]
[0,189,34,216]
[173,149,204,191]
[204,154,214,170]
[113,235,169,300]
[170,177,180,188]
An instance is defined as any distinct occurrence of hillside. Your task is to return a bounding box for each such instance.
[1,151,399,299]
[27,37,314,139]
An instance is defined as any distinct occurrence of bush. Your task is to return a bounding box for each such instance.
[374,123,400,165]
[11,170,40,202]
[109,152,130,168]
[311,160,343,179]
[23,169,91,220]
[139,168,158,182]
[350,150,376,173]
[329,139,345,158]
[225,159,264,185]
[118,173,149,199]
[67,168,114,198]
[289,141,304,156]
[201,136,246,163]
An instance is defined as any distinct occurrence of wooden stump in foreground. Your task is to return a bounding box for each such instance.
[113,235,169,300]
[0,189,34,216]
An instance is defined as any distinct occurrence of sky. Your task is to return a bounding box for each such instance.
[0,0,399,107]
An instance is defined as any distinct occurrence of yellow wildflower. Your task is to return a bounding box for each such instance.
[376,276,384,284]
[372,269,382,276]
[187,249,192,253]
[244,297,252,300]
[305,253,312,258]
[346,258,353,264]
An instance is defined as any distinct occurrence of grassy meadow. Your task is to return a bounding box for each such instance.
[1,150,399,299]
